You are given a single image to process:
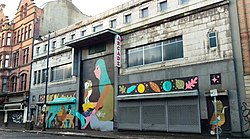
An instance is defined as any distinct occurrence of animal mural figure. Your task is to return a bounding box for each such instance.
[82,59,114,131]
[209,100,228,135]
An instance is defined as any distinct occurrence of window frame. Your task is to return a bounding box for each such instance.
[11,76,17,92]
[208,31,218,48]
[159,0,168,12]
[110,19,117,28]
[93,24,103,32]
[23,48,29,64]
[4,54,9,68]
[2,78,7,92]
[124,13,132,24]
[140,7,149,18]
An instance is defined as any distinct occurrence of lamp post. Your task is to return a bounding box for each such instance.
[42,31,50,131]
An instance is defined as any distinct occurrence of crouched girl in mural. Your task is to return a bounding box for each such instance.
[82,59,114,131]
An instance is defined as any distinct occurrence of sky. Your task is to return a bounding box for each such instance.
[1,0,131,20]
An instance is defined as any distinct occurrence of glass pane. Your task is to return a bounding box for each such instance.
[141,8,148,17]
[65,66,72,79]
[163,39,183,60]
[209,37,217,48]
[209,32,216,37]
[127,48,143,67]
[160,1,167,11]
[144,44,162,64]
[176,41,184,58]
[56,68,63,81]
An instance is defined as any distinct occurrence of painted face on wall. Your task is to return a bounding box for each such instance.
[94,65,101,80]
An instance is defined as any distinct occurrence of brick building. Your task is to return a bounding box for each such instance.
[0,0,41,127]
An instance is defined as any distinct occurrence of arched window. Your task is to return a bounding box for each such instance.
[20,6,24,19]
[24,3,28,17]
[11,76,17,92]
[20,74,27,91]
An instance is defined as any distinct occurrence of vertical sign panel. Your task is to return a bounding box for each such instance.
[114,35,121,67]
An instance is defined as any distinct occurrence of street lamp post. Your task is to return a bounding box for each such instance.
[42,31,50,131]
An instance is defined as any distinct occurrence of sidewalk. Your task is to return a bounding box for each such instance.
[0,127,241,139]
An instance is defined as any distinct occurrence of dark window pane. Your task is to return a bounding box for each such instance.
[144,44,162,64]
[127,48,143,67]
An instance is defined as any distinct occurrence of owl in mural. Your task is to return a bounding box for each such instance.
[84,80,93,103]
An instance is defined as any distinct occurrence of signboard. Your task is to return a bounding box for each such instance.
[114,35,121,67]
[210,89,218,97]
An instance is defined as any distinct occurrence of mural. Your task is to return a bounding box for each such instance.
[36,92,85,129]
[207,96,231,135]
[210,73,221,85]
[81,57,114,131]
[11,112,23,124]
[118,76,198,95]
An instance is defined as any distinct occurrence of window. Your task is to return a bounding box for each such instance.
[24,3,28,17]
[52,41,56,48]
[208,32,217,48]
[44,44,47,52]
[179,0,188,4]
[42,69,46,83]
[0,55,2,68]
[89,43,106,55]
[33,71,37,85]
[13,52,19,67]
[20,74,27,91]
[4,55,9,68]
[11,76,17,92]
[71,34,75,40]
[81,30,86,36]
[1,33,4,46]
[159,1,167,11]
[14,32,17,45]
[93,24,103,32]
[36,47,40,54]
[124,14,132,23]
[6,32,11,46]
[21,28,24,42]
[37,70,41,84]
[110,19,117,28]
[20,6,24,19]
[140,7,149,18]
[24,26,28,40]
[2,78,7,92]
[127,36,183,67]
[28,24,32,38]
[51,64,72,82]
[61,37,65,46]
[17,30,20,43]
[23,48,29,64]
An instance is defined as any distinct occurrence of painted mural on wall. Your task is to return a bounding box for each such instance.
[81,56,114,131]
[210,73,221,85]
[207,96,231,135]
[118,76,198,95]
[7,111,23,127]
[36,92,85,129]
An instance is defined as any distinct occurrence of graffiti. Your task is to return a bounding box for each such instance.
[118,76,199,95]
[241,102,250,132]
[210,73,221,85]
[81,59,114,131]
[11,113,23,124]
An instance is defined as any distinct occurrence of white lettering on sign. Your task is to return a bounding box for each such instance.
[115,35,121,67]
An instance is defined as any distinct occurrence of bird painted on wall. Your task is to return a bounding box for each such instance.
[84,80,93,103]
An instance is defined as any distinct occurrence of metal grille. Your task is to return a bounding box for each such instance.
[168,105,198,125]
[119,106,140,124]
[142,105,165,124]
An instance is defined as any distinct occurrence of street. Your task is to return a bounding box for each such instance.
[0,131,97,139]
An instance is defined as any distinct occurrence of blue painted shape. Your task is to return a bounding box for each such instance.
[162,81,172,92]
[76,112,85,127]
[126,85,136,94]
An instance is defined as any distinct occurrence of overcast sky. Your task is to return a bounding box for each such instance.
[1,0,131,20]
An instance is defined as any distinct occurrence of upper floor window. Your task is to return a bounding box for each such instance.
[33,71,37,85]
[23,48,29,64]
[110,19,117,28]
[1,33,4,46]
[81,30,86,36]
[14,32,17,45]
[52,41,56,48]
[71,34,75,40]
[11,76,17,92]
[20,6,24,19]
[93,24,103,32]
[37,70,41,84]
[17,30,20,43]
[44,44,47,52]
[42,69,46,83]
[179,0,188,4]
[208,31,217,48]
[2,78,7,92]
[140,7,149,18]
[20,73,27,91]
[21,28,24,42]
[24,27,28,40]
[61,37,65,46]
[127,36,183,67]
[4,55,9,68]
[6,32,11,46]
[159,1,167,11]
[13,52,19,67]
[28,24,32,38]
[36,47,40,54]
[89,43,106,55]
[51,64,72,82]
[124,13,132,24]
